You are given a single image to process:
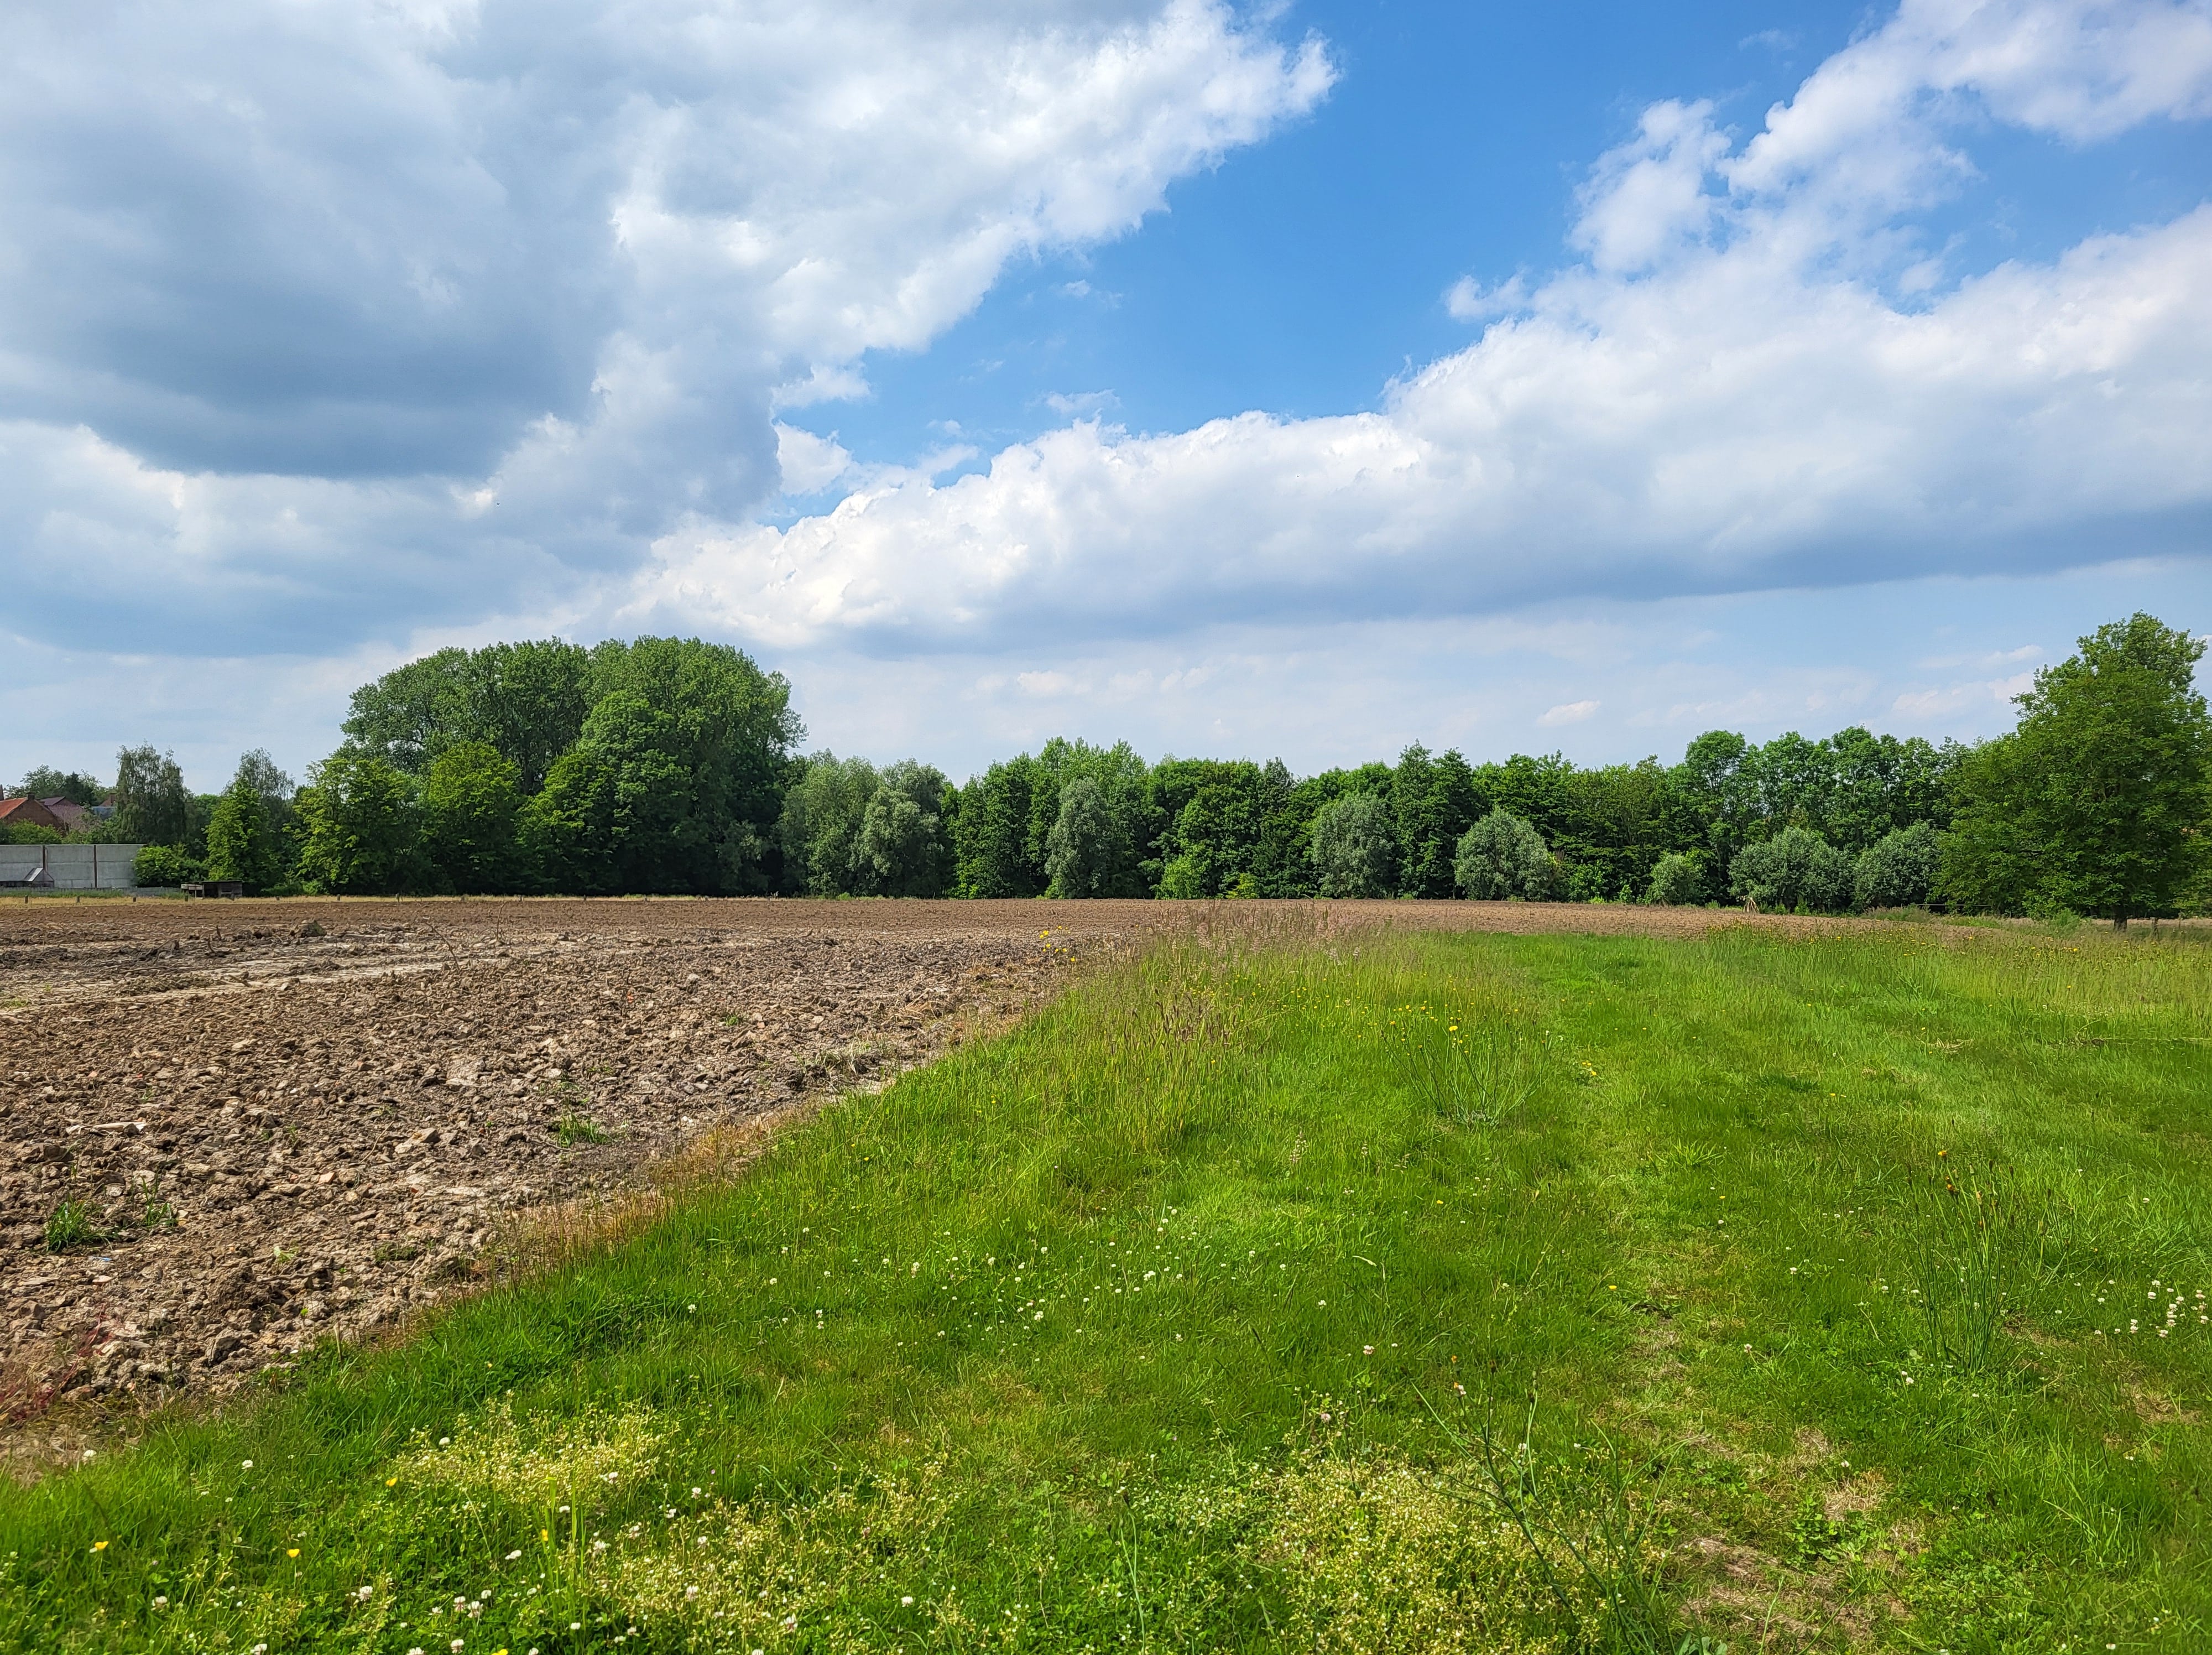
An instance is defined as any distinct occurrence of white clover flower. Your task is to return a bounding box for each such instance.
[241,1460,254,1471]
[505,1550,521,1561]
[152,1596,169,1610]
[357,1584,374,1600]
[686,1585,700,1601]
[901,1595,915,1606]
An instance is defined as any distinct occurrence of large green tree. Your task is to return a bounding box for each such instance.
[421,742,525,893]
[111,745,191,847]
[343,639,594,792]
[203,751,295,893]
[1310,792,1397,898]
[295,752,423,894]
[1946,613,2209,926]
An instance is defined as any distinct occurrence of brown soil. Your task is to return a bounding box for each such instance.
[0,892,1920,1441]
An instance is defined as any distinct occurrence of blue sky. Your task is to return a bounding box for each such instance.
[1,0,2208,790]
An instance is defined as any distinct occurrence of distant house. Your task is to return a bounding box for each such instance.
[39,797,93,832]
[0,797,65,833]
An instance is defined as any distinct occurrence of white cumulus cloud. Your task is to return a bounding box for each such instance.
[635,0,2212,655]
[0,0,1332,652]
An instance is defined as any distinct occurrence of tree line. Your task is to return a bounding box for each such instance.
[15,613,2206,924]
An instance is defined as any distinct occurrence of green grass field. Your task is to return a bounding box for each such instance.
[4,914,2209,1653]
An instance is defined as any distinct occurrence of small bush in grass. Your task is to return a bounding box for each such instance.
[1644,851,1707,906]
[1729,826,1853,912]
[556,1114,612,1145]
[1310,793,1396,898]
[1854,823,1943,910]
[1455,809,1553,901]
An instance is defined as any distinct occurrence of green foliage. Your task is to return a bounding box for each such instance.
[1728,824,1853,912]
[1455,808,1553,899]
[342,639,594,792]
[109,744,190,847]
[0,822,61,845]
[1644,850,1707,906]
[776,756,950,897]
[1854,821,1943,910]
[1310,790,1397,897]
[202,750,294,894]
[1148,757,1284,898]
[951,751,1041,896]
[43,1196,103,1253]
[853,763,952,897]
[1947,613,2209,925]
[1390,743,1479,897]
[421,741,524,893]
[294,751,423,895]
[129,844,204,888]
[1043,776,1125,897]
[778,753,883,896]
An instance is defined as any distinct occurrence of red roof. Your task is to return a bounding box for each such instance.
[0,797,65,831]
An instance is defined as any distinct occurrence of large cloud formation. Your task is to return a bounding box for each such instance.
[0,0,1330,650]
[640,0,2212,649]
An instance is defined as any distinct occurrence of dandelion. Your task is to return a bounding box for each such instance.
[387,1476,399,1487]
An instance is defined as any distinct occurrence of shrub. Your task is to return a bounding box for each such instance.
[1644,850,1707,906]
[1729,825,1854,912]
[1309,793,1396,898]
[131,844,204,887]
[1854,823,1944,909]
[1454,810,1552,900]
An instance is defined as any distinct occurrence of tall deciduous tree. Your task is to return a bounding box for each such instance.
[112,745,191,846]
[204,751,295,893]
[1310,792,1397,898]
[343,639,593,792]
[1948,614,2209,927]
[295,752,422,894]
[422,742,524,893]
[1455,809,1553,901]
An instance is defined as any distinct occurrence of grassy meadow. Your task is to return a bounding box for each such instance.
[2,912,2209,1652]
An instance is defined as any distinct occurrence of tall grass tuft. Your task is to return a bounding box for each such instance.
[1395,1006,1552,1128]
[1906,1171,2015,1370]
